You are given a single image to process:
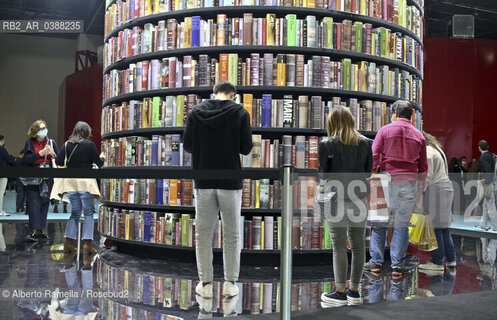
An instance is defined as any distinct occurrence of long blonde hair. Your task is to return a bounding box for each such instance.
[422,131,442,150]
[326,106,360,146]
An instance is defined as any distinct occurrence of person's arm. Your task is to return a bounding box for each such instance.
[183,112,194,153]
[365,142,373,174]
[22,140,38,166]
[371,129,384,172]
[55,143,66,167]
[239,110,253,155]
[418,139,428,195]
[90,142,105,168]
[0,147,15,166]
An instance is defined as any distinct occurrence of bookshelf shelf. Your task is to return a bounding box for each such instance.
[407,0,424,16]
[103,234,333,254]
[104,6,423,46]
[103,86,423,112]
[101,127,377,139]
[101,200,284,215]
[102,295,192,319]
[103,45,422,78]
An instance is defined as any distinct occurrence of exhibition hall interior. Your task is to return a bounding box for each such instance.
[0,0,496,319]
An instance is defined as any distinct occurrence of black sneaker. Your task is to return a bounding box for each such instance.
[392,266,409,280]
[321,290,348,306]
[364,261,382,275]
[39,233,49,240]
[346,288,362,306]
[26,233,41,242]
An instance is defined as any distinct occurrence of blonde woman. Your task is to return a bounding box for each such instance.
[319,106,373,306]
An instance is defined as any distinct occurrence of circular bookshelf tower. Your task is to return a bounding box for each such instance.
[99,0,424,265]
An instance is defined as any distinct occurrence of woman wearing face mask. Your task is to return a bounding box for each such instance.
[22,120,58,241]
[0,135,16,216]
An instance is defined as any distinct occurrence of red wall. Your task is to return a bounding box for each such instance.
[58,63,103,150]
[423,39,497,161]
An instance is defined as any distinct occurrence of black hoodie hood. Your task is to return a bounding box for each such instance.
[193,99,243,129]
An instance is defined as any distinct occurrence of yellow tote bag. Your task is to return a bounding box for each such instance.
[409,213,426,244]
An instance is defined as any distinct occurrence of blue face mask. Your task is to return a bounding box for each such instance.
[37,128,48,138]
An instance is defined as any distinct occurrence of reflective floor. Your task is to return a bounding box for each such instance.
[0,222,495,319]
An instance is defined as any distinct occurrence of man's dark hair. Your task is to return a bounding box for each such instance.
[0,135,4,141]
[213,81,237,95]
[479,140,489,151]
[392,100,413,120]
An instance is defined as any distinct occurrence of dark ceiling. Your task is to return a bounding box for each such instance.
[1,0,497,40]
[426,0,497,39]
[0,0,105,38]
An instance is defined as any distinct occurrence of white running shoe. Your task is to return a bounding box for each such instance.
[222,281,239,298]
[0,211,10,216]
[419,261,444,271]
[222,295,239,316]
[195,282,213,299]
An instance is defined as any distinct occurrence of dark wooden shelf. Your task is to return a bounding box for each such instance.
[103,45,422,78]
[101,200,283,215]
[103,86,423,112]
[101,126,377,139]
[103,234,333,254]
[104,6,423,46]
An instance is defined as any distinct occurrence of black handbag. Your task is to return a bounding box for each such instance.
[20,139,53,186]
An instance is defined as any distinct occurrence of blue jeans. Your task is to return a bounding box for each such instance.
[431,228,456,265]
[64,266,93,315]
[370,181,417,267]
[368,279,406,303]
[65,191,94,240]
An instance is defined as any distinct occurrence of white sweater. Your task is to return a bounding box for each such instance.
[425,145,450,189]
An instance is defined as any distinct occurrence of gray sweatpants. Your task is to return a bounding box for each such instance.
[328,198,367,289]
[480,192,497,229]
[194,189,242,283]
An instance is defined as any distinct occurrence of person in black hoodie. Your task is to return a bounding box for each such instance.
[184,81,252,299]
[0,135,16,216]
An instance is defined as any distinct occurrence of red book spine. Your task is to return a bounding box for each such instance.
[247,220,253,250]
[336,23,342,51]
[168,58,176,88]
[142,60,149,90]
[262,18,267,46]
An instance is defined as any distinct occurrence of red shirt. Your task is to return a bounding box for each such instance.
[32,138,52,165]
[372,118,428,185]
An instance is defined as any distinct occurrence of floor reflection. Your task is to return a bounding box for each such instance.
[0,222,493,319]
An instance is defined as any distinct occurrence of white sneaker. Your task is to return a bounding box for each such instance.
[222,281,239,297]
[222,295,239,316]
[195,282,213,299]
[447,260,457,267]
[419,261,444,271]
[0,211,10,216]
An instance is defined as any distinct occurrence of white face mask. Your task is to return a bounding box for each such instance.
[37,128,48,138]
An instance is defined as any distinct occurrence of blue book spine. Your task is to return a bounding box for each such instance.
[151,135,159,166]
[156,179,164,204]
[129,101,135,130]
[261,94,272,127]
[171,134,180,166]
[113,211,117,237]
[142,275,150,304]
[129,0,134,20]
[144,211,151,242]
[191,17,200,47]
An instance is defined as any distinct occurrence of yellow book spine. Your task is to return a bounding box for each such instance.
[261,221,264,250]
[184,17,192,48]
[354,65,359,91]
[255,180,260,208]
[191,60,196,87]
[125,214,130,240]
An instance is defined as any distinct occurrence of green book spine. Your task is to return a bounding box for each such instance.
[324,220,332,249]
[324,17,333,49]
[343,58,351,90]
[180,214,190,246]
[322,282,332,294]
[354,21,363,53]
[176,95,185,126]
[152,97,162,127]
[286,14,297,46]
[380,27,387,58]
[179,279,188,309]
[228,53,238,84]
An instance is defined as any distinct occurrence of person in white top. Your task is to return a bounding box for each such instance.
[417,132,457,271]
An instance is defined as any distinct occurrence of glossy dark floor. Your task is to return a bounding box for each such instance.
[0,222,495,319]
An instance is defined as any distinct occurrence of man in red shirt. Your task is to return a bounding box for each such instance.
[365,100,428,278]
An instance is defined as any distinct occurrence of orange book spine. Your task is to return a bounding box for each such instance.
[169,179,178,205]
[243,94,253,126]
[219,54,229,82]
